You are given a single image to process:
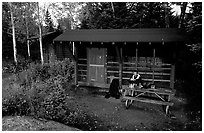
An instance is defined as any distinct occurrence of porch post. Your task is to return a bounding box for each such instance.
[170,51,176,89]
[119,47,123,88]
[135,42,138,69]
[72,42,75,55]
[115,44,123,88]
[74,43,78,86]
[153,47,156,83]
[170,64,175,89]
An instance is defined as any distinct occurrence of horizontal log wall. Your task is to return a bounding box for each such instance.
[76,44,174,89]
[107,56,171,88]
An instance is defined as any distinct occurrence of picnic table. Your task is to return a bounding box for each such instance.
[122,85,175,115]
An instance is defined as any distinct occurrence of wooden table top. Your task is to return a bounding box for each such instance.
[123,85,175,96]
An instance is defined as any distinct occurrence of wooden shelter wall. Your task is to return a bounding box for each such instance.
[54,41,175,89]
[106,43,173,88]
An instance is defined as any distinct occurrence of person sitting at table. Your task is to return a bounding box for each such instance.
[129,71,143,89]
[124,71,143,97]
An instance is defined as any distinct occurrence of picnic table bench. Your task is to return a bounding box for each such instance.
[122,85,175,115]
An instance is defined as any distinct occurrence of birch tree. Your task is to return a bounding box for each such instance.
[37,2,44,64]
[9,2,17,64]
[25,3,31,58]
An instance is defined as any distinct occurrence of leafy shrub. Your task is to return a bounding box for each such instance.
[2,58,106,130]
[2,55,31,74]
[28,58,74,82]
[36,75,68,120]
[2,83,30,116]
[2,58,74,118]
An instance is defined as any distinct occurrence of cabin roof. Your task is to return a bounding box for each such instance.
[54,28,187,43]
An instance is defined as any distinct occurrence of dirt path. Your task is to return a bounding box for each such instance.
[65,87,188,131]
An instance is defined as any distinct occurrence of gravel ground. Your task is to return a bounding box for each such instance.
[63,87,188,131]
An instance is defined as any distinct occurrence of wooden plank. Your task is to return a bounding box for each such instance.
[121,77,171,82]
[160,63,171,66]
[123,96,174,106]
[107,61,118,64]
[123,66,139,70]
[78,58,87,61]
[123,65,171,69]
[122,86,175,95]
[138,67,171,70]
[144,79,171,82]
[107,70,119,73]
[133,89,175,96]
[107,76,119,79]
[122,71,170,76]
[123,62,136,65]
[123,61,171,67]
[78,64,87,66]
[123,67,171,73]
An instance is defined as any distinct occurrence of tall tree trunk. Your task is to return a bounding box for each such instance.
[178,2,187,28]
[26,28,30,58]
[37,2,44,65]
[25,3,30,58]
[9,2,17,64]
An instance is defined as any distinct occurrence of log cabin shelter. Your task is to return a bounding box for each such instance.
[54,28,187,90]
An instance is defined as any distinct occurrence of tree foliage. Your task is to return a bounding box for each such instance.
[2,2,39,60]
[2,2,13,59]
[45,9,54,32]
[185,2,202,74]
[79,2,178,29]
[173,3,202,129]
